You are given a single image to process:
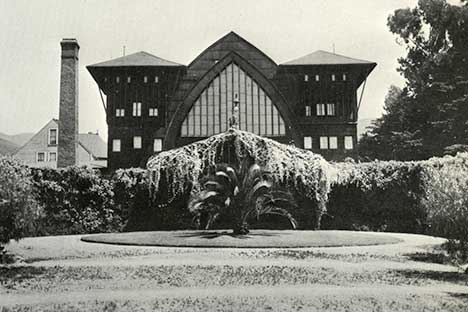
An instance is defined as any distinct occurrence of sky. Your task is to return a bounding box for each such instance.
[0,0,423,139]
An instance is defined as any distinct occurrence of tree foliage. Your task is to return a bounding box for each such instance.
[0,156,40,248]
[360,0,468,160]
[147,129,331,229]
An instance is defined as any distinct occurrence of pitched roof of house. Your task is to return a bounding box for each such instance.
[88,51,183,67]
[282,50,375,66]
[78,133,107,159]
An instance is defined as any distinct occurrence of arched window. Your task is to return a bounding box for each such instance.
[181,63,286,137]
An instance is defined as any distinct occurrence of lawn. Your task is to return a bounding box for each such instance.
[81,230,402,248]
[1,231,468,311]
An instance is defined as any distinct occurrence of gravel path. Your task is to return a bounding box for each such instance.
[1,232,467,311]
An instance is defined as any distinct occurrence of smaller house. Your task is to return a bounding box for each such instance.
[13,119,107,168]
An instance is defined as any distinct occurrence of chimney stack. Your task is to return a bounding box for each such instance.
[57,38,79,168]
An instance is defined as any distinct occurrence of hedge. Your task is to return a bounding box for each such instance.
[324,153,468,239]
[0,156,40,246]
[31,166,123,235]
[323,160,427,233]
[2,152,468,243]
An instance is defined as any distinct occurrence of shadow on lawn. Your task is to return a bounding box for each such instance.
[447,292,468,300]
[176,231,280,240]
[404,252,450,264]
[396,269,468,284]
[0,266,46,285]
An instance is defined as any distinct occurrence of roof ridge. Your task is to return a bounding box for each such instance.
[281,49,375,66]
[88,50,183,67]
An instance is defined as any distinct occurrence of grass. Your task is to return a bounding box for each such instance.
[1,232,467,311]
[81,230,401,248]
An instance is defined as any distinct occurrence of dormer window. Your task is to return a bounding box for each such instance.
[48,128,58,145]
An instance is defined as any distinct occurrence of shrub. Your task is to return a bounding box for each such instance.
[324,160,427,233]
[31,166,122,235]
[112,168,194,231]
[0,156,40,249]
[188,158,298,234]
[422,153,468,262]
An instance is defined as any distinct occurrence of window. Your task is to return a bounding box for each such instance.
[48,152,57,162]
[112,139,121,152]
[345,136,354,150]
[132,102,142,116]
[305,105,311,116]
[343,73,347,81]
[144,76,148,83]
[327,103,336,116]
[331,74,336,81]
[319,137,328,149]
[37,152,45,162]
[149,108,158,117]
[153,138,163,152]
[304,136,312,149]
[181,62,286,137]
[316,103,326,116]
[133,136,142,149]
[48,128,58,145]
[304,74,309,82]
[329,136,338,149]
[116,76,120,83]
[154,76,159,83]
[127,76,131,83]
[315,74,320,82]
[115,109,125,117]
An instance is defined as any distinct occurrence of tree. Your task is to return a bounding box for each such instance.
[360,0,468,160]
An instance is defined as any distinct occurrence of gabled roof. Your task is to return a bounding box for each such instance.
[78,133,107,159]
[282,50,375,66]
[88,51,183,68]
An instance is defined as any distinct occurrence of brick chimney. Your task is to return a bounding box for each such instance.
[57,38,79,168]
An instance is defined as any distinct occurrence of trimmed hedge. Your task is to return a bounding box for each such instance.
[324,154,468,239]
[323,161,427,233]
[31,166,123,235]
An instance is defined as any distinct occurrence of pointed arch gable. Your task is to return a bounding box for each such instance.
[187,31,278,80]
[164,52,299,148]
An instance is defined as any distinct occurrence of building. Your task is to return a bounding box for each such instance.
[87,32,376,170]
[13,119,107,168]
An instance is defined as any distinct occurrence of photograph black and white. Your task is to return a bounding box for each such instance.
[1,0,468,311]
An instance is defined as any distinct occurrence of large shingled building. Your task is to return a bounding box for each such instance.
[87,31,376,169]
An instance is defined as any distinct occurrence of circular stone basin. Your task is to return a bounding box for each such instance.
[81,230,402,248]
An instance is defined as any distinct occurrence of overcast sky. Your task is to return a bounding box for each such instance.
[0,0,423,138]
